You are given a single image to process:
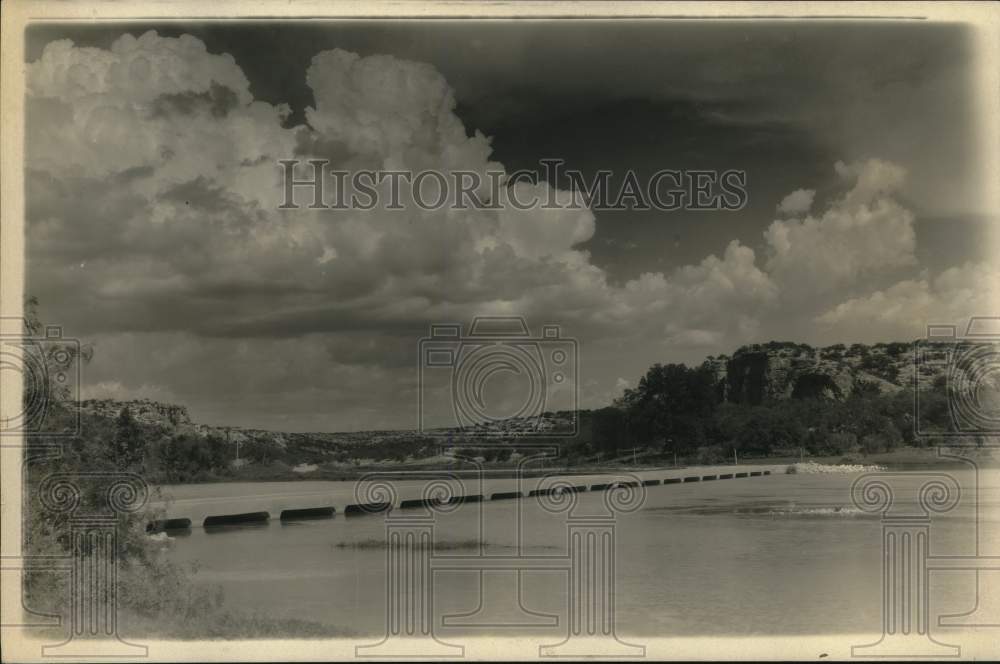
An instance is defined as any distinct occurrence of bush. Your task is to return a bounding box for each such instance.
[694,445,726,465]
[860,352,900,382]
[825,432,860,455]
[23,411,342,639]
[861,428,902,454]
[18,302,344,638]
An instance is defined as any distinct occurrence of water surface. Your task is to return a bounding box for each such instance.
[156,469,996,638]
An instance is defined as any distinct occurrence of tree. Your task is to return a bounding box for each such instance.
[619,363,717,452]
[591,407,626,457]
[155,432,231,482]
[717,402,804,456]
[21,296,93,437]
[112,407,144,470]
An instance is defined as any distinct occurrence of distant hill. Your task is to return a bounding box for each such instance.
[77,340,946,465]
[78,398,575,444]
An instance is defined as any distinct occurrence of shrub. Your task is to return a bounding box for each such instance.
[694,445,726,465]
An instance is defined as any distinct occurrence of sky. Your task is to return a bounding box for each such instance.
[23,20,999,431]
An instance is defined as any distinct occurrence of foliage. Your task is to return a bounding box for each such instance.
[589,406,627,458]
[617,363,718,451]
[21,299,339,639]
[111,407,144,469]
[860,351,901,382]
[580,351,951,459]
[151,432,232,483]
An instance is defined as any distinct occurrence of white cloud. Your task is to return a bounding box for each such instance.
[305,48,500,178]
[25,33,991,430]
[776,188,815,216]
[816,261,1000,341]
[833,159,907,208]
[764,159,916,300]
[493,183,595,260]
[26,33,280,182]
[29,33,252,105]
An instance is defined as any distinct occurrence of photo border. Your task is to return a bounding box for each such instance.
[2,1,998,660]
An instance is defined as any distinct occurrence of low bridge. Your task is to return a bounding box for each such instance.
[148,464,782,530]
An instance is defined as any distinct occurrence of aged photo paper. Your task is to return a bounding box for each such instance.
[2,1,999,661]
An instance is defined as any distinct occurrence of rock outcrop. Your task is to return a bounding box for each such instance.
[78,398,193,428]
[708,341,933,406]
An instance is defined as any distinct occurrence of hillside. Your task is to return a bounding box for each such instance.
[77,340,951,472]
[703,340,940,405]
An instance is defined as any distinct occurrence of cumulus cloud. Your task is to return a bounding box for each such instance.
[29,33,252,105]
[24,32,991,430]
[833,159,908,208]
[305,49,500,178]
[493,183,595,260]
[816,261,1000,341]
[764,159,916,300]
[26,32,282,184]
[776,188,815,216]
[28,33,772,341]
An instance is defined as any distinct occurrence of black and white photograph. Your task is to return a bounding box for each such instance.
[1,1,999,660]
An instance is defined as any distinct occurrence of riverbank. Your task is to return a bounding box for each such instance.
[770,446,999,469]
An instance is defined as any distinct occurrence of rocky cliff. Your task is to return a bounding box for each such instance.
[78,398,194,428]
[706,341,941,406]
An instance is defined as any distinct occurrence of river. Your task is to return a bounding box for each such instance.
[154,467,997,641]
